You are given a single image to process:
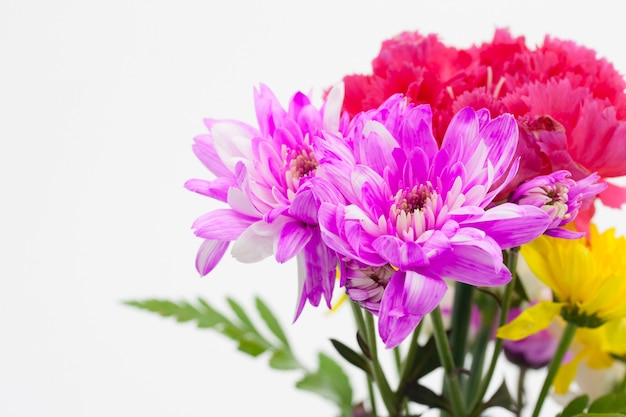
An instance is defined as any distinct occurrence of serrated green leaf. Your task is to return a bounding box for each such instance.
[268,349,300,371]
[236,336,267,357]
[296,353,353,417]
[589,393,626,414]
[255,297,290,348]
[559,395,590,417]
[330,339,371,376]
[227,297,258,330]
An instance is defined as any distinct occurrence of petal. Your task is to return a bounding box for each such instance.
[372,236,429,270]
[195,239,230,276]
[211,122,255,171]
[477,113,518,180]
[231,221,280,263]
[192,209,257,240]
[496,301,564,341]
[429,239,511,287]
[192,133,232,177]
[460,203,551,249]
[440,107,479,163]
[276,221,313,263]
[322,82,344,133]
[379,271,448,349]
[293,231,337,320]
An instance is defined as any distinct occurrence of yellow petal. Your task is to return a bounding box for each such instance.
[497,301,564,341]
[554,350,586,394]
[521,237,570,300]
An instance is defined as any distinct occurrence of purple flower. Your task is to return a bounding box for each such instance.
[185,84,346,319]
[510,170,607,238]
[503,307,559,369]
[313,95,552,348]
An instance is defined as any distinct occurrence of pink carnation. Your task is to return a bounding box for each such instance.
[340,29,626,222]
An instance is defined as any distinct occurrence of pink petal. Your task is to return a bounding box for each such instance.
[372,236,428,270]
[192,209,257,240]
[459,203,550,249]
[195,239,230,276]
[276,221,313,263]
[429,242,511,287]
[379,271,448,349]
[231,221,280,263]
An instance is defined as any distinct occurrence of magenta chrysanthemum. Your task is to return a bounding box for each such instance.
[312,95,551,348]
[510,170,607,238]
[185,84,346,318]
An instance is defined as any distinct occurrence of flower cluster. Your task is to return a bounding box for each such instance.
[172,28,626,417]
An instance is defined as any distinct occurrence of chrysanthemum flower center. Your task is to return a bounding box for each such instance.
[541,185,569,220]
[288,147,318,180]
[394,184,432,214]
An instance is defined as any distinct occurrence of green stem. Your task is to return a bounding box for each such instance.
[365,311,398,416]
[464,320,491,404]
[350,302,378,416]
[397,325,421,417]
[531,322,577,417]
[469,247,520,416]
[516,367,526,417]
[431,306,466,417]
[398,323,422,385]
[450,282,474,370]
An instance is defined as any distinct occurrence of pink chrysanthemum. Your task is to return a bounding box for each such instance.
[185,84,346,318]
[312,95,551,348]
[510,170,607,238]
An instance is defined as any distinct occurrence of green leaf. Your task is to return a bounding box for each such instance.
[481,381,517,413]
[589,393,626,414]
[404,381,452,412]
[227,297,259,332]
[405,334,440,381]
[356,331,372,360]
[296,353,353,417]
[330,338,371,376]
[268,349,300,371]
[255,297,290,348]
[559,395,589,417]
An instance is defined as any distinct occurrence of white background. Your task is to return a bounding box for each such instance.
[1,1,625,416]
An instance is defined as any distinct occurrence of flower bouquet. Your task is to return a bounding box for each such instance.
[127,29,626,417]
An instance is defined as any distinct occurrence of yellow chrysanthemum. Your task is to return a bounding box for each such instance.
[497,224,626,340]
[554,318,626,394]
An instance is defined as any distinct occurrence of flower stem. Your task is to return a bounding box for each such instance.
[516,367,526,417]
[431,306,466,417]
[350,302,378,416]
[450,282,473,370]
[365,310,398,416]
[531,322,577,417]
[469,247,519,416]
